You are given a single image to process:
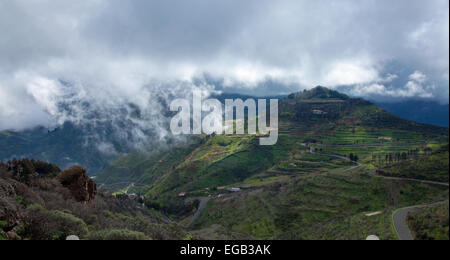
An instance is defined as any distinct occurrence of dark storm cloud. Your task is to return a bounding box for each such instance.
[0,0,448,131]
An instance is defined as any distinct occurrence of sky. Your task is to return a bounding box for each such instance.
[0,0,449,131]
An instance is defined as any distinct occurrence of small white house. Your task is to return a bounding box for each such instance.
[312,109,327,115]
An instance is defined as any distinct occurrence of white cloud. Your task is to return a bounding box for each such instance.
[383,74,399,83]
[402,81,434,98]
[409,71,427,83]
[352,84,388,97]
[323,60,380,87]
[0,0,448,131]
[26,77,63,118]
[351,71,435,99]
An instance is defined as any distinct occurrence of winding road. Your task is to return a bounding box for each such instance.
[185,143,448,238]
[368,174,449,187]
[392,207,415,240]
[305,144,363,173]
[305,143,449,240]
[185,197,208,228]
[312,142,434,147]
[184,144,364,229]
[124,142,447,238]
[392,201,448,240]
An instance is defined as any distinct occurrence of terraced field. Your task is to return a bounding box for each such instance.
[319,127,427,145]
[191,171,449,240]
[312,143,443,165]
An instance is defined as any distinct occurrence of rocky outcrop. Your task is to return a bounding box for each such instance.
[57,166,97,203]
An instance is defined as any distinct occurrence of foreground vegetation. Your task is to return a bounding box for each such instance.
[407,203,449,240]
[0,161,188,240]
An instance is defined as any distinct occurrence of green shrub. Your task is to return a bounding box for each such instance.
[88,229,151,240]
[31,160,61,178]
[0,220,7,229]
[24,204,88,240]
[16,195,23,205]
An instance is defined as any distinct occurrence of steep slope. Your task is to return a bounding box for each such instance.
[96,139,202,187]
[143,135,295,215]
[0,123,116,174]
[97,87,448,222]
[0,95,172,175]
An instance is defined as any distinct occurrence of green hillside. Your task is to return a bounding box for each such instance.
[96,140,202,187]
[377,145,449,183]
[192,172,448,240]
[93,86,448,239]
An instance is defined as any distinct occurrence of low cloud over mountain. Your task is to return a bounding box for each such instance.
[0,0,448,131]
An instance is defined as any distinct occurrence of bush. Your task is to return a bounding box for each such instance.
[95,211,185,240]
[88,229,151,240]
[57,166,86,186]
[23,204,88,240]
[31,160,61,178]
[7,158,35,183]
[56,166,96,202]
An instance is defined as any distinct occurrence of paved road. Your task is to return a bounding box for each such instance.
[311,142,433,147]
[393,201,448,240]
[185,197,208,228]
[304,143,450,240]
[98,181,146,189]
[369,174,449,187]
[392,208,415,240]
[306,145,363,173]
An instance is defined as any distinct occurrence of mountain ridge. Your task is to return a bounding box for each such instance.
[1,86,448,177]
